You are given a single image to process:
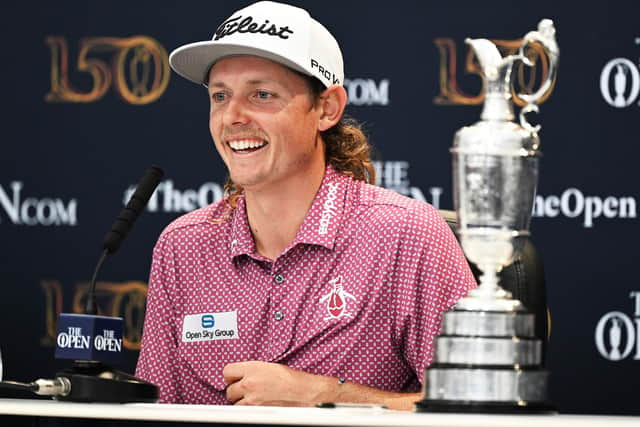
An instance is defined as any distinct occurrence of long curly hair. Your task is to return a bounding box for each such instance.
[223,74,375,210]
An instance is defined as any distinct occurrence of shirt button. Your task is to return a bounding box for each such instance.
[274,311,284,321]
[274,274,285,284]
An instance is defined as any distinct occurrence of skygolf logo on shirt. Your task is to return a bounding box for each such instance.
[181,311,239,343]
[318,182,340,235]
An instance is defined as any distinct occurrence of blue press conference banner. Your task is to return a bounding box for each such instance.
[0,0,638,415]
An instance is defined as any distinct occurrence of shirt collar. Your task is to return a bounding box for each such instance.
[229,195,257,259]
[228,164,350,260]
[291,164,348,251]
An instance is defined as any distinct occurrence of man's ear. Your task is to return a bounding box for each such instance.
[317,85,347,132]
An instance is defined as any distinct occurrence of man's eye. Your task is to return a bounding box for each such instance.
[256,90,272,99]
[212,92,227,102]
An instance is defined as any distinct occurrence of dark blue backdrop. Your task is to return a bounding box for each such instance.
[1,0,638,415]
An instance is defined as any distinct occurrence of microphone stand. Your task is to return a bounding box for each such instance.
[50,167,164,402]
[53,247,158,403]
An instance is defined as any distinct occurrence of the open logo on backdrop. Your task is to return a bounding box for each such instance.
[600,58,640,108]
[600,39,640,109]
[595,291,640,361]
[600,37,640,108]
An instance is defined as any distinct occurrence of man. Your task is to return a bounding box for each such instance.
[136,1,476,411]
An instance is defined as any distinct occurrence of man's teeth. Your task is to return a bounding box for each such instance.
[228,140,267,151]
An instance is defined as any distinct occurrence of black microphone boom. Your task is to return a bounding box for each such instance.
[103,165,164,255]
[86,165,163,316]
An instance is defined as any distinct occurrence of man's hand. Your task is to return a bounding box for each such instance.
[222,361,421,410]
[223,361,327,406]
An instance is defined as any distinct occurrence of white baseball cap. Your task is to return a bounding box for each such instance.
[169,1,344,88]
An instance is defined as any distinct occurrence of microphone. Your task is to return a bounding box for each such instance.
[52,166,163,402]
[103,165,164,255]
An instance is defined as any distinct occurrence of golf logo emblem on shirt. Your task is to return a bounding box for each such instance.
[320,276,355,320]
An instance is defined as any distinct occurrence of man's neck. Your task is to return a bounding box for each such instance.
[244,164,327,261]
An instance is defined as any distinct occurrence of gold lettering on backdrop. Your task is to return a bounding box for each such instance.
[45,36,170,105]
[434,38,555,106]
[41,280,148,350]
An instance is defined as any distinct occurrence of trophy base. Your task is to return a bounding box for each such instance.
[415,399,556,414]
[421,302,551,413]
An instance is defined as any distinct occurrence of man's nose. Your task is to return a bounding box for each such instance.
[223,98,250,127]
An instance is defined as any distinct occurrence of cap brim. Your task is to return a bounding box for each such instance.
[169,40,313,86]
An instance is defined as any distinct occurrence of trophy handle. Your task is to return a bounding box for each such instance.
[516,19,559,133]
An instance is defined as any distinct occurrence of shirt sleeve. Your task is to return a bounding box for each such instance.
[392,205,477,383]
[135,233,182,403]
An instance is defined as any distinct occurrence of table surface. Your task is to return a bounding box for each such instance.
[1,399,639,427]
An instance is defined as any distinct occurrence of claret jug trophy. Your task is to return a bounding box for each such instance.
[417,19,559,413]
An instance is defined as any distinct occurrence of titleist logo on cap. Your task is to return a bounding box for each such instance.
[214,15,294,41]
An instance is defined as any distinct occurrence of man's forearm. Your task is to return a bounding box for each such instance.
[223,361,421,411]
[311,373,421,411]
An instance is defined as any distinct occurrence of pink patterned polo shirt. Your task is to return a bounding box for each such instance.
[136,165,476,404]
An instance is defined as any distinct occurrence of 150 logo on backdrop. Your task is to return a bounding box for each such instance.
[595,291,640,361]
[45,36,170,105]
[0,182,78,226]
[433,37,556,106]
[600,38,640,108]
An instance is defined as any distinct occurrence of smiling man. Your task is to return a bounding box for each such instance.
[136,1,476,411]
